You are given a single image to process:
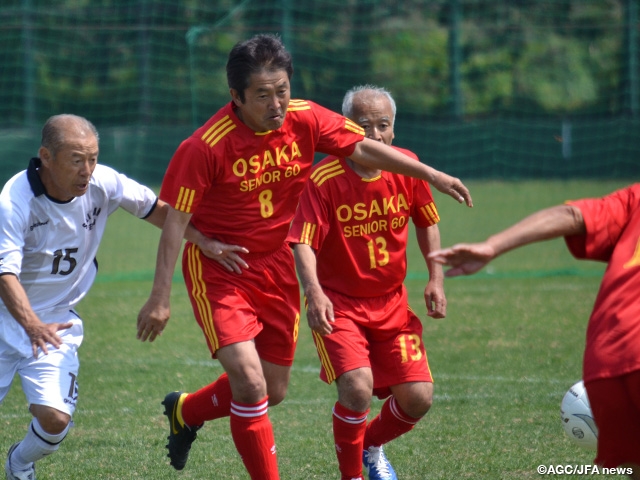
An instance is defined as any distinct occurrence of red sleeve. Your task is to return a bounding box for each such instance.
[565,185,640,262]
[391,146,440,228]
[306,101,365,158]
[411,180,439,228]
[286,171,330,250]
[159,137,214,214]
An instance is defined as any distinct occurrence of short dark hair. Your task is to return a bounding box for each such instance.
[226,34,293,102]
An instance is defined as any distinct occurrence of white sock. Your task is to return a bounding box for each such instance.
[11,418,70,470]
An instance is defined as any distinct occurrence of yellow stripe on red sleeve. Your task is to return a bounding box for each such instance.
[310,159,345,187]
[420,202,440,225]
[345,118,365,136]
[287,99,311,111]
[201,115,236,147]
[175,186,196,213]
[300,222,317,246]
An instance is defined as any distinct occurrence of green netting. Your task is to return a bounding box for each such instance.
[1,0,639,184]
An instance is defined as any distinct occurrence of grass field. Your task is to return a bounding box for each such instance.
[0,179,633,479]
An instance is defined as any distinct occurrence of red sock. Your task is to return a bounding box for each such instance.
[230,396,279,480]
[333,402,368,480]
[364,396,420,448]
[181,373,232,427]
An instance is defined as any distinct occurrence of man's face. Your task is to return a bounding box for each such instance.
[351,94,395,146]
[39,132,98,201]
[231,69,291,133]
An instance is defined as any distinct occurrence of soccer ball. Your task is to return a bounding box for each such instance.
[560,380,598,450]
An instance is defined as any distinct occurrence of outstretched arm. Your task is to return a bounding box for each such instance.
[428,204,586,277]
[350,138,473,207]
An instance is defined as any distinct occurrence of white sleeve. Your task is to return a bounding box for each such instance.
[94,165,158,219]
[0,177,28,277]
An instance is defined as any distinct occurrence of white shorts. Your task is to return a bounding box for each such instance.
[0,310,84,416]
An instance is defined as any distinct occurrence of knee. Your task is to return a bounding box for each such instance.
[31,405,71,435]
[266,383,287,406]
[400,395,432,419]
[234,376,268,404]
[340,389,371,413]
[337,372,373,412]
[414,392,433,417]
[263,363,291,406]
[395,383,433,419]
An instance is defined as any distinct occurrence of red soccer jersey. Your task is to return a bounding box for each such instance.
[160,100,365,253]
[564,184,640,382]
[287,150,439,297]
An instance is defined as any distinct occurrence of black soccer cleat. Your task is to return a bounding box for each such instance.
[162,391,202,470]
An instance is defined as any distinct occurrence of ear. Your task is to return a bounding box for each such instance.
[39,146,52,165]
[230,88,243,107]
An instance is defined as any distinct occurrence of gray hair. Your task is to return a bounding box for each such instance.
[41,114,99,158]
[341,85,397,124]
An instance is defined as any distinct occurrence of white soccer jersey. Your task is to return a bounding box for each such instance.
[0,158,157,355]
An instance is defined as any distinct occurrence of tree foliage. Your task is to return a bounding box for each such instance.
[0,0,636,128]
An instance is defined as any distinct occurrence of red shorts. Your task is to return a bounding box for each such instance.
[312,285,432,399]
[586,370,640,468]
[182,242,300,366]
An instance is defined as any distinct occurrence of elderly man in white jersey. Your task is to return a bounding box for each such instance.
[0,114,214,480]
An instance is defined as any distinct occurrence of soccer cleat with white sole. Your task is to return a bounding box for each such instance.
[5,443,36,480]
[363,445,397,480]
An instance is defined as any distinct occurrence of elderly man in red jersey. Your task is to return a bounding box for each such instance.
[287,85,445,480]
[137,35,470,479]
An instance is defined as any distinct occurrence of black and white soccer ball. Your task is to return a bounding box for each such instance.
[560,380,598,450]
